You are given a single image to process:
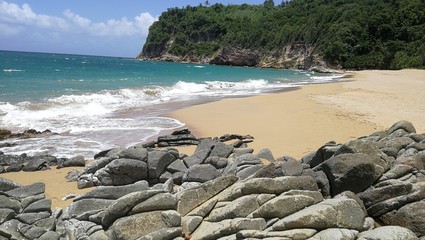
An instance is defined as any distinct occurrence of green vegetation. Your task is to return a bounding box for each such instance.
[142,0,425,70]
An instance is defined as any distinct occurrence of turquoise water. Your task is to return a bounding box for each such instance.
[0,50,342,158]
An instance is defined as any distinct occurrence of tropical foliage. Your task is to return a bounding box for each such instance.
[142,0,425,69]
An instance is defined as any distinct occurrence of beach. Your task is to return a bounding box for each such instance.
[170,69,425,159]
[2,69,424,209]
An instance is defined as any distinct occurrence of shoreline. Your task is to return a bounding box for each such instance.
[1,69,424,209]
[169,69,425,159]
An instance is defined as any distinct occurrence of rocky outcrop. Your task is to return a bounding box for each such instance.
[139,45,336,72]
[1,120,425,239]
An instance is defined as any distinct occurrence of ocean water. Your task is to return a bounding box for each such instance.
[0,50,343,158]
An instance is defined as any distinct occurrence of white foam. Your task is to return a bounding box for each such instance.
[3,69,24,72]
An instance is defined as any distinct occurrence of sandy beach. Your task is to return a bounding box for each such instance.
[170,69,425,159]
[1,69,424,209]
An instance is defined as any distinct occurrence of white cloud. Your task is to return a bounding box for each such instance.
[0,1,156,38]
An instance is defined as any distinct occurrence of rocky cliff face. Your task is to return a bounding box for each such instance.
[138,44,336,72]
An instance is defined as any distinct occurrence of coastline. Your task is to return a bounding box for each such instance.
[169,69,425,159]
[1,69,424,210]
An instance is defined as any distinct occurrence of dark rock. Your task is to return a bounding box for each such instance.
[358,182,413,208]
[118,147,148,161]
[0,209,16,224]
[183,164,222,183]
[380,200,425,237]
[210,47,260,67]
[172,172,184,185]
[210,142,234,158]
[388,120,416,135]
[6,163,23,172]
[61,155,85,168]
[61,198,114,221]
[183,139,216,167]
[0,177,21,191]
[379,164,414,181]
[167,159,188,173]
[252,163,284,178]
[84,157,116,174]
[304,141,340,168]
[5,182,45,199]
[75,181,149,201]
[140,141,156,148]
[21,194,45,210]
[368,184,425,217]
[313,170,331,198]
[16,212,51,224]
[0,195,20,213]
[379,137,415,152]
[206,156,228,169]
[315,153,382,196]
[159,171,172,183]
[130,192,177,214]
[22,199,52,213]
[96,158,148,185]
[147,151,176,180]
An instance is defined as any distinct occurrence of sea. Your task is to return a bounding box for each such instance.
[0,50,343,159]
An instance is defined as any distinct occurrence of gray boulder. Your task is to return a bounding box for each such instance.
[84,157,116,174]
[118,147,148,161]
[270,195,366,231]
[315,153,382,196]
[108,210,181,240]
[256,148,275,162]
[357,226,419,240]
[96,158,148,185]
[61,198,114,221]
[147,151,176,180]
[237,229,317,239]
[0,209,16,224]
[308,228,358,240]
[190,218,266,240]
[61,155,85,168]
[101,190,164,227]
[380,200,425,237]
[282,158,304,176]
[250,194,318,219]
[183,164,222,183]
[130,193,177,214]
[388,120,416,135]
[138,227,183,240]
[0,195,20,213]
[166,159,187,173]
[22,158,48,171]
[22,199,51,213]
[210,142,234,158]
[358,181,413,208]
[5,182,45,199]
[0,177,21,192]
[75,181,149,201]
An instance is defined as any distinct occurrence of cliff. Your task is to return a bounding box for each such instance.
[138,0,425,70]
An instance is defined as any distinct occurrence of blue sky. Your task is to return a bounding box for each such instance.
[0,0,265,57]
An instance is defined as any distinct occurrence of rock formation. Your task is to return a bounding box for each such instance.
[1,120,425,239]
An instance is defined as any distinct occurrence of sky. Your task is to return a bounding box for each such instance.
[0,0,266,57]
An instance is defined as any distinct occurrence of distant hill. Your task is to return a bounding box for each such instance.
[138,0,425,71]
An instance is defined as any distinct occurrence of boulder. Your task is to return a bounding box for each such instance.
[118,147,148,161]
[22,158,48,171]
[183,139,215,167]
[358,182,413,208]
[5,182,45,199]
[183,164,222,183]
[75,181,149,201]
[61,155,85,168]
[101,190,164,227]
[61,199,114,221]
[357,226,418,240]
[190,218,266,240]
[130,193,177,214]
[270,195,366,231]
[0,209,16,224]
[282,158,304,176]
[0,195,20,213]
[55,219,105,240]
[380,200,425,237]
[315,153,382,196]
[84,157,116,174]
[96,158,148,186]
[250,194,317,219]
[108,210,181,240]
[256,148,275,162]
[388,120,416,135]
[177,176,238,215]
[147,151,176,180]
[237,229,317,239]
[166,159,187,173]
[138,227,183,240]
[308,228,358,240]
[22,199,52,213]
[210,142,234,158]
[16,212,51,225]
